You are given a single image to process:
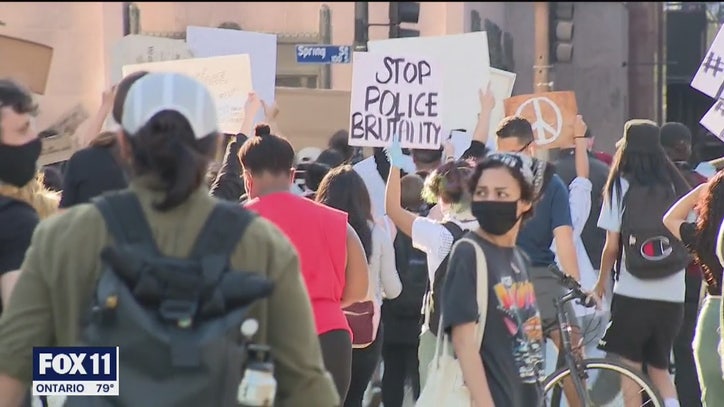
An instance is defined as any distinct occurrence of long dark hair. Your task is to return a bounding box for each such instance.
[315,165,373,262]
[604,144,691,206]
[126,110,217,211]
[694,171,724,288]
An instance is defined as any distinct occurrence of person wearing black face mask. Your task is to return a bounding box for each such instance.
[0,79,42,320]
[440,153,546,407]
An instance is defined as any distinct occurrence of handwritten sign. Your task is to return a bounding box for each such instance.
[700,98,724,140]
[692,25,724,99]
[122,54,253,134]
[367,32,490,134]
[186,27,277,123]
[349,52,443,149]
[504,91,578,149]
[110,35,193,84]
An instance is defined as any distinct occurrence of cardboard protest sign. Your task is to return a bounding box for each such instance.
[0,34,53,94]
[110,35,193,84]
[700,98,724,140]
[504,91,578,149]
[186,26,277,123]
[349,52,443,149]
[38,104,90,166]
[691,25,724,99]
[367,32,490,134]
[122,55,253,134]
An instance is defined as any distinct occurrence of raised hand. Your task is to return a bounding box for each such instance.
[384,134,406,169]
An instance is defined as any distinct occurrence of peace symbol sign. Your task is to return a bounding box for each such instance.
[514,96,563,146]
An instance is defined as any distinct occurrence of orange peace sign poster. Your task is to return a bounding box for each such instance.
[503,91,578,149]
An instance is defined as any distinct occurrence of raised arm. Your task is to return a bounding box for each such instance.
[663,183,706,240]
[78,87,115,148]
[573,116,589,179]
[461,84,495,160]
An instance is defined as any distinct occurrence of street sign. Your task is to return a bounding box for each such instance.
[296,45,351,64]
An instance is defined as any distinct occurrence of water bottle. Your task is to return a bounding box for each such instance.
[237,319,277,407]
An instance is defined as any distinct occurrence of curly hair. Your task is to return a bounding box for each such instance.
[0,172,60,219]
[421,159,475,211]
[694,170,724,289]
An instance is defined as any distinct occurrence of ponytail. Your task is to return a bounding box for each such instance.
[127,110,217,211]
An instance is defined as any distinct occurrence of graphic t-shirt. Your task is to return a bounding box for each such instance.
[443,232,544,407]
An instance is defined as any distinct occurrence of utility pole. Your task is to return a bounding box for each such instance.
[533,2,552,161]
[534,2,552,94]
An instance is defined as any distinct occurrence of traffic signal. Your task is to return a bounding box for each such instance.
[550,2,574,63]
[354,2,369,51]
[389,2,420,38]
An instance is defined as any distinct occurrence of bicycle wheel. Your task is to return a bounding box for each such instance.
[542,358,663,407]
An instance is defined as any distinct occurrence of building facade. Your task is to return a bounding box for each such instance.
[0,2,641,153]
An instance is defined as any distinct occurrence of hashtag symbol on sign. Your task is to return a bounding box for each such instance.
[703,52,724,77]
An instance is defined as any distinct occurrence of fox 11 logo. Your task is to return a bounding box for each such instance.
[32,347,119,396]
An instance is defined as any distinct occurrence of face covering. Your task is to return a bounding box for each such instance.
[0,138,42,187]
[471,200,521,236]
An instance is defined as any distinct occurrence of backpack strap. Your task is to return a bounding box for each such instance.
[92,191,160,256]
[442,221,465,240]
[188,201,256,288]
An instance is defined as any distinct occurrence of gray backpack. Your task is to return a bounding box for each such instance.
[64,191,274,407]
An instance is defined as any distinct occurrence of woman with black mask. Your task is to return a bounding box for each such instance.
[438,152,545,407]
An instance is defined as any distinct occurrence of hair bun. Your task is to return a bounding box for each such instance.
[255,124,271,138]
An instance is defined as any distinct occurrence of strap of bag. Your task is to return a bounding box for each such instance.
[188,201,256,287]
[431,237,489,367]
[92,191,160,256]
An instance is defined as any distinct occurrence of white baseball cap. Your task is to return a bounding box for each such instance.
[121,72,218,139]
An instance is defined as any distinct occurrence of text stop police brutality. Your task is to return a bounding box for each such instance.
[350,56,443,147]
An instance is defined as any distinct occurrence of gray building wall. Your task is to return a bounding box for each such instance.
[466,2,629,154]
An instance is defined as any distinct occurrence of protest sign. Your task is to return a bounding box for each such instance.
[504,91,578,149]
[0,34,53,94]
[110,35,193,84]
[122,54,253,134]
[186,26,277,123]
[487,68,517,150]
[349,52,443,149]
[38,104,89,165]
[700,98,724,141]
[691,25,724,99]
[368,32,490,134]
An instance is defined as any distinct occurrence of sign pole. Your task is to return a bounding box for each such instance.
[533,2,552,161]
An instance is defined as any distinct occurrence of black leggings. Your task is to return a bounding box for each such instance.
[319,329,353,401]
[344,326,383,407]
[381,342,420,407]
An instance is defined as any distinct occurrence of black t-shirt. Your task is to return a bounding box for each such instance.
[59,146,128,208]
[0,197,39,314]
[443,232,544,407]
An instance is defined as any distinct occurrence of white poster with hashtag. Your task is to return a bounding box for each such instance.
[700,98,724,140]
[692,25,724,99]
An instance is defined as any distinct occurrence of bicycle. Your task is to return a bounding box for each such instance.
[542,265,663,407]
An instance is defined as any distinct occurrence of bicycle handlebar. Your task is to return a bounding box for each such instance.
[547,264,596,309]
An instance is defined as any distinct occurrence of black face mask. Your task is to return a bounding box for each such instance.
[471,200,521,236]
[0,138,42,187]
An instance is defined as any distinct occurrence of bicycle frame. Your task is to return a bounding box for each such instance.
[552,290,592,406]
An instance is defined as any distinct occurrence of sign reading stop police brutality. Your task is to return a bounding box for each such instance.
[349,52,444,149]
[503,91,578,149]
